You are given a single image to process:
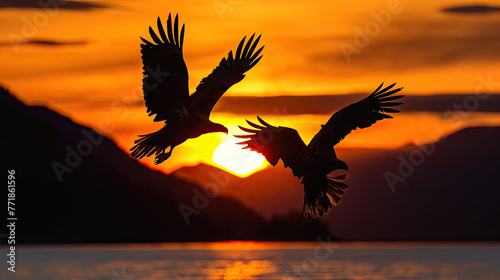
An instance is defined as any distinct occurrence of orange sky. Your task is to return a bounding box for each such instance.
[1,0,500,175]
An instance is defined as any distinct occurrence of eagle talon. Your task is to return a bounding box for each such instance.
[154,151,171,165]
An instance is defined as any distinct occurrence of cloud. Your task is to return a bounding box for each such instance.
[0,0,107,10]
[441,5,500,14]
[0,39,87,47]
[212,94,500,115]
[51,92,500,115]
[305,15,500,75]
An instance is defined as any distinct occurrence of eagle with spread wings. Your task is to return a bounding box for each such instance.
[236,83,404,221]
[130,14,264,164]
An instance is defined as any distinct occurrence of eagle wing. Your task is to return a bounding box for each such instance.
[189,34,264,118]
[235,117,309,178]
[308,83,404,154]
[140,14,190,123]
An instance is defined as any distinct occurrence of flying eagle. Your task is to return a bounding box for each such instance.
[130,14,264,164]
[236,83,404,221]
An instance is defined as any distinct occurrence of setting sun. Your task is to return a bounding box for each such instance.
[212,137,267,177]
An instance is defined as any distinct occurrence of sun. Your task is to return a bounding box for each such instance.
[212,136,267,177]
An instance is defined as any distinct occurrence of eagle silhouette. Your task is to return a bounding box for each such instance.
[236,83,404,221]
[130,14,264,164]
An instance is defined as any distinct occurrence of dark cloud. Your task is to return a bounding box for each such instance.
[441,5,500,14]
[34,92,500,115]
[212,94,500,115]
[0,0,107,10]
[0,39,87,47]
[26,39,87,45]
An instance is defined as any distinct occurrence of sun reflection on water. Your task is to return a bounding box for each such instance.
[208,260,277,280]
[5,243,500,280]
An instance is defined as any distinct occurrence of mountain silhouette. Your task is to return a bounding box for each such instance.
[0,88,328,243]
[328,126,500,241]
[3,87,498,242]
[176,127,500,241]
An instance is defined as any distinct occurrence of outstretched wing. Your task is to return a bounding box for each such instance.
[235,117,309,178]
[140,14,190,122]
[308,83,404,153]
[189,34,264,117]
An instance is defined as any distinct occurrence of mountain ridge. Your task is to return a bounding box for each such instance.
[1,88,330,243]
[174,126,500,240]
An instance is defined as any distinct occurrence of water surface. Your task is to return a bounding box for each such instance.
[2,242,499,280]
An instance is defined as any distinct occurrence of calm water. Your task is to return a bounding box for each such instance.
[1,242,500,280]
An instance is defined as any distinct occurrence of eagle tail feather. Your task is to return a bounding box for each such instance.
[301,177,348,222]
[130,127,171,163]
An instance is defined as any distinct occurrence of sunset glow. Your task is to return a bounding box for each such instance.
[212,136,267,177]
[3,2,500,279]
[1,0,500,174]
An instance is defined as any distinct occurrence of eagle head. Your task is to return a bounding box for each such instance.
[337,159,348,172]
[207,122,228,135]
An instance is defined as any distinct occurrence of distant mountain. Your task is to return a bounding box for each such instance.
[175,128,500,241]
[329,126,500,241]
[4,86,498,242]
[0,88,329,243]
[174,163,304,220]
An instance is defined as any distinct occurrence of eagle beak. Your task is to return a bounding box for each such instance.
[339,160,348,172]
